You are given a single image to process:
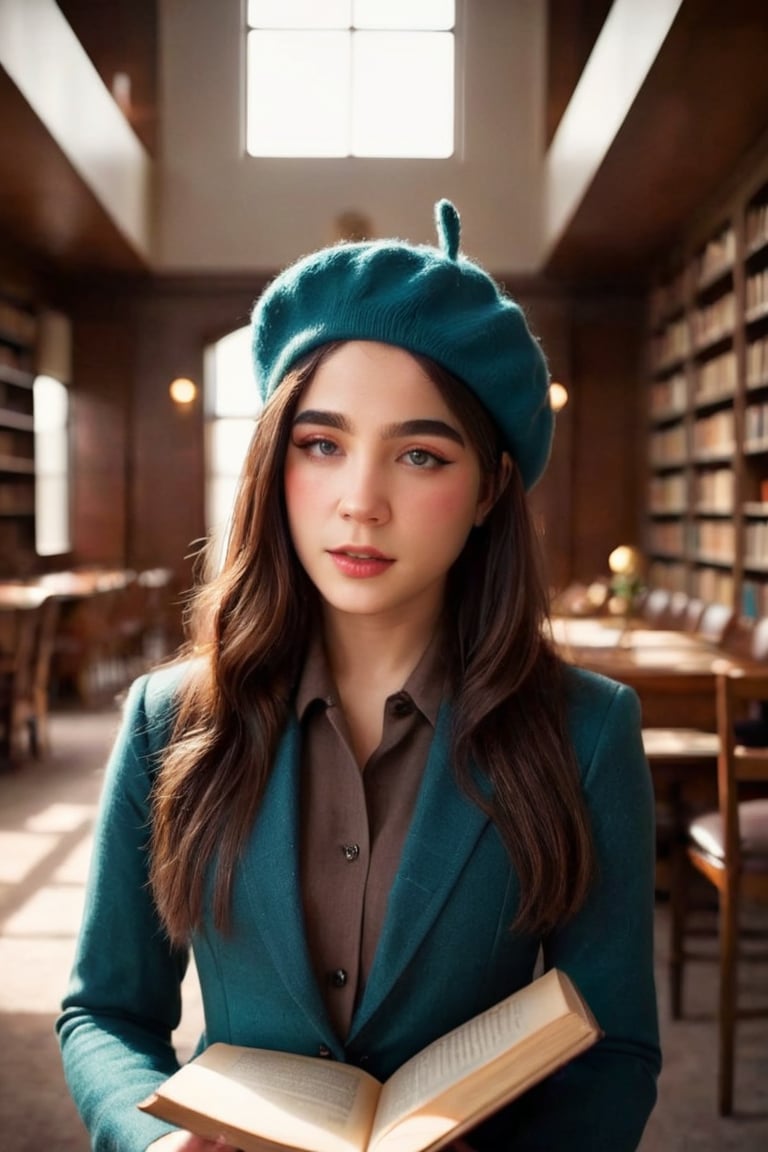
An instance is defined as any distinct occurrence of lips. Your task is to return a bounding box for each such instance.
[330,546,393,561]
[328,546,395,578]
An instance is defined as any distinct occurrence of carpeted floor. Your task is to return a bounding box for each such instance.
[0,706,766,1151]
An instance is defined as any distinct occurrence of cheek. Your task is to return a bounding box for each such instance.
[406,478,480,538]
[284,460,322,522]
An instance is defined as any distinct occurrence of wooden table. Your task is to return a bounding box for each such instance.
[549,616,753,730]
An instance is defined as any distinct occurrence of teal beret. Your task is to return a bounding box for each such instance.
[251,200,554,490]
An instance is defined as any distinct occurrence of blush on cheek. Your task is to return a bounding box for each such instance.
[283,464,318,513]
[414,485,479,525]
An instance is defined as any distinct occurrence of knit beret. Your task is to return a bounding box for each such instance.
[251,200,554,490]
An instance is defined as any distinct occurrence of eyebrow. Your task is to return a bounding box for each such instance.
[292,410,465,447]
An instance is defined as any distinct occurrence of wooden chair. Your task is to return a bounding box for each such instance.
[696,602,737,646]
[683,596,707,633]
[642,725,719,997]
[669,668,768,1114]
[0,588,60,762]
[660,590,691,629]
[641,587,671,627]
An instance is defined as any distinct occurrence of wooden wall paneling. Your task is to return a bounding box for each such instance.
[523,293,575,593]
[568,297,645,583]
[69,306,136,566]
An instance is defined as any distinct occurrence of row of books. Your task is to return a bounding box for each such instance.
[746,270,768,314]
[0,481,34,514]
[647,521,685,555]
[693,566,734,605]
[691,292,736,349]
[747,199,768,251]
[0,343,32,374]
[692,519,735,560]
[744,521,768,565]
[0,383,33,417]
[648,271,686,328]
[0,429,29,459]
[693,226,735,287]
[646,559,688,592]
[741,579,768,617]
[692,409,735,456]
[651,318,689,371]
[747,334,768,386]
[694,467,734,509]
[744,400,768,447]
[693,349,737,403]
[0,300,37,346]
[649,472,687,513]
[649,424,687,467]
[650,338,768,420]
[649,371,686,418]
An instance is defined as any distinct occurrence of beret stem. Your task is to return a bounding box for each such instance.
[435,199,461,261]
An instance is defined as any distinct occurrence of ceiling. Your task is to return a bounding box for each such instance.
[1,0,767,286]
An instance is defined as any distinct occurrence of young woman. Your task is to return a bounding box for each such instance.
[58,201,660,1152]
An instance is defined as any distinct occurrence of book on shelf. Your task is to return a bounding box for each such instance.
[138,968,600,1152]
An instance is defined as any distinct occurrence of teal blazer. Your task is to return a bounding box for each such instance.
[58,661,660,1152]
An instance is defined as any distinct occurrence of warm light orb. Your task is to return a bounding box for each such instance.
[169,377,197,405]
[608,544,641,576]
[549,381,569,412]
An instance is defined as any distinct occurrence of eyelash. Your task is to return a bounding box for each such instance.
[293,437,449,470]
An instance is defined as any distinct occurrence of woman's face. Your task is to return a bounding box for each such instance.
[283,341,495,630]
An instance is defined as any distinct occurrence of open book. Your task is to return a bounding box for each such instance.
[139,968,600,1152]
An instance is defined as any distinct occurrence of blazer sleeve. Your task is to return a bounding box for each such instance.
[474,678,661,1152]
[56,672,190,1152]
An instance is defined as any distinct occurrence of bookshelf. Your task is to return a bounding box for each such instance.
[645,147,768,617]
[0,295,37,575]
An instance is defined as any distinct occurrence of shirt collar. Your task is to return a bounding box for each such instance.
[295,627,447,728]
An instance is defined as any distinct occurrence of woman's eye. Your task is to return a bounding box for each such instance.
[403,448,445,469]
[304,438,338,457]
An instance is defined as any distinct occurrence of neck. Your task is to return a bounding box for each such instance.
[321,603,443,690]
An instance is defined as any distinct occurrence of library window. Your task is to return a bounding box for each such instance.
[204,326,261,571]
[246,0,455,158]
[34,375,71,557]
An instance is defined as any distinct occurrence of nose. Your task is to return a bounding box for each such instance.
[337,459,390,525]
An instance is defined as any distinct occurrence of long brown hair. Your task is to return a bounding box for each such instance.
[150,344,594,944]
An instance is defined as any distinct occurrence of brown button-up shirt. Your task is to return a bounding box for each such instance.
[295,631,447,1042]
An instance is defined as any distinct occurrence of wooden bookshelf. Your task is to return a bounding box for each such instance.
[0,296,37,575]
[645,144,768,618]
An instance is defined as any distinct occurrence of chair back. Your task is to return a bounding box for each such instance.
[714,670,768,885]
[0,588,57,760]
[642,587,671,626]
[697,603,737,646]
[663,590,691,629]
[683,597,706,632]
[750,616,768,662]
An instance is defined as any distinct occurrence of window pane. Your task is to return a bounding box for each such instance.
[33,374,68,432]
[35,476,70,556]
[209,326,258,417]
[353,0,454,30]
[249,0,351,29]
[353,32,453,158]
[209,418,256,475]
[247,31,350,157]
[33,375,70,555]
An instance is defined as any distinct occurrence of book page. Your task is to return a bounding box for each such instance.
[369,971,577,1149]
[149,1045,382,1152]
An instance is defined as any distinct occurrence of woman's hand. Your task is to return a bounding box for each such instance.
[147,1132,241,1151]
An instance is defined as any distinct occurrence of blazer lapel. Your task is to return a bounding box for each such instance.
[349,702,492,1041]
[239,716,337,1048]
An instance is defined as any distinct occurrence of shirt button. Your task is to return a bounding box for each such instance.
[342,843,360,862]
[318,1044,333,1058]
[390,692,414,717]
[330,968,348,988]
